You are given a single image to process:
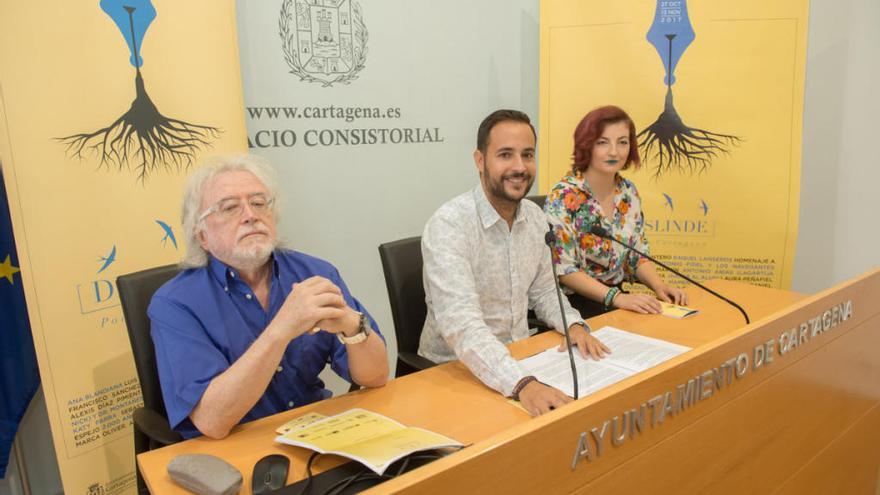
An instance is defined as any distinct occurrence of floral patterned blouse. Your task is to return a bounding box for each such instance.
[544,170,650,287]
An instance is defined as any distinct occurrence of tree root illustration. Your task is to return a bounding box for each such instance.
[59,72,220,183]
[638,88,740,178]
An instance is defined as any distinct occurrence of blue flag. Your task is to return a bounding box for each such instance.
[0,168,40,478]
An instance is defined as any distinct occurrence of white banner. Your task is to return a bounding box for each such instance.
[236,0,540,383]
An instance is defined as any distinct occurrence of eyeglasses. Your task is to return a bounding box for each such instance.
[198,193,275,223]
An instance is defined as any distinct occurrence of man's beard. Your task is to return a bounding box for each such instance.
[229,221,276,270]
[485,171,534,204]
[230,239,275,270]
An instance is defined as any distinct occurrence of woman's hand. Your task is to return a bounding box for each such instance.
[654,285,688,306]
[612,293,662,314]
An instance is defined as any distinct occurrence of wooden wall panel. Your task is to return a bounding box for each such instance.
[136,273,878,494]
[774,405,880,495]
[377,271,880,494]
[573,314,880,494]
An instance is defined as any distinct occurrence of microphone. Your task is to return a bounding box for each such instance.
[588,225,750,324]
[544,227,580,400]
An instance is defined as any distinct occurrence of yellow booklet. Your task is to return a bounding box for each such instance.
[274,412,326,435]
[660,301,700,319]
[274,409,463,474]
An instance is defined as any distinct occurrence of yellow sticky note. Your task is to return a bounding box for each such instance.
[660,302,700,319]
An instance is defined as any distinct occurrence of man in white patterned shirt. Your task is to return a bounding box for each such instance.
[418,109,611,416]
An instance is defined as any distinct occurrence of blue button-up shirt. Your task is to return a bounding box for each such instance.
[148,249,381,439]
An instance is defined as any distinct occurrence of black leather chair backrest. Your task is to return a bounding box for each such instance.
[525,194,554,331]
[378,237,426,356]
[526,194,547,209]
[117,264,178,418]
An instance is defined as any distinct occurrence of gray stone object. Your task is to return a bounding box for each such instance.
[167,453,243,495]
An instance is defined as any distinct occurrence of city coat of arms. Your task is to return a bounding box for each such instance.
[279,0,368,87]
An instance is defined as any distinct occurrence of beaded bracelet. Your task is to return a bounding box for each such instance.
[511,376,538,401]
[604,287,621,310]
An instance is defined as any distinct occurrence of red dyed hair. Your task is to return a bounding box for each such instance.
[572,105,640,172]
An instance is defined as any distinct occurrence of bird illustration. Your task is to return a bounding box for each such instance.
[156,220,177,249]
[699,198,709,216]
[97,245,117,274]
[662,193,674,212]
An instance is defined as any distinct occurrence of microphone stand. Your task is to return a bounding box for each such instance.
[544,230,579,399]
[590,225,750,324]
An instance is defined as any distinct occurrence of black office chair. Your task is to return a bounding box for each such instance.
[526,194,546,209]
[524,194,554,332]
[378,237,438,378]
[117,264,182,494]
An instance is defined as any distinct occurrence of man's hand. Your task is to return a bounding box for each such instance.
[271,276,347,340]
[560,324,611,360]
[315,308,361,337]
[612,293,662,314]
[655,285,688,306]
[518,381,572,416]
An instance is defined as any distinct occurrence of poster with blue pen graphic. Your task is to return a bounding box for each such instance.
[540,0,808,289]
[0,1,246,493]
[58,0,220,183]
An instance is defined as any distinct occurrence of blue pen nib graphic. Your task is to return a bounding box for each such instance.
[97,245,117,274]
[646,1,695,87]
[58,1,220,183]
[699,198,709,216]
[156,220,178,249]
[637,0,740,178]
[100,0,156,68]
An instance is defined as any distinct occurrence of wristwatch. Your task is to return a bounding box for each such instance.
[337,311,371,345]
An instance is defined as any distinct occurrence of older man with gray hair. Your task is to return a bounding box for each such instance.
[149,155,388,439]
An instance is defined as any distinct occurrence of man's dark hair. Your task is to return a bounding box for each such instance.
[476,109,536,154]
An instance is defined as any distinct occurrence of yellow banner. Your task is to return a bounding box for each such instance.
[0,1,245,493]
[539,0,808,289]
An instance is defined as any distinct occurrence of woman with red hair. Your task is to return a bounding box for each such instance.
[544,105,687,317]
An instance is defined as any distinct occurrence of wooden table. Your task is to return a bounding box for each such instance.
[138,276,880,494]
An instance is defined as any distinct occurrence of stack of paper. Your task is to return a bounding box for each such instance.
[519,326,691,398]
